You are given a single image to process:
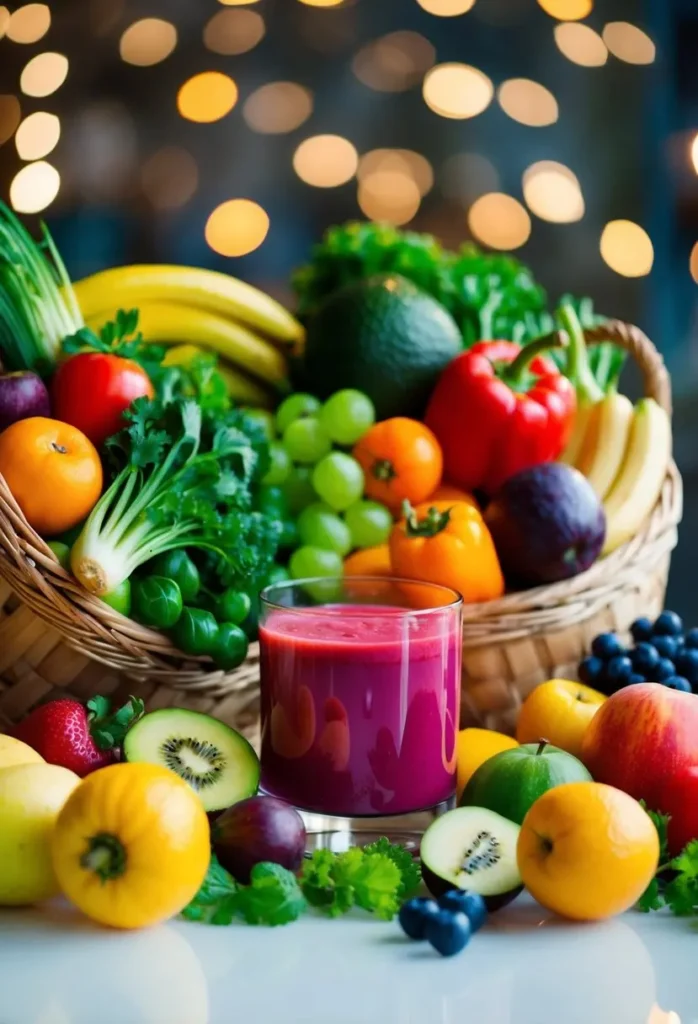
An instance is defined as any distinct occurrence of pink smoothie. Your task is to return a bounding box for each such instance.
[259,604,461,816]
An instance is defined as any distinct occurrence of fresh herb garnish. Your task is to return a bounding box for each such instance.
[637,807,698,916]
[299,842,419,921]
[182,855,305,927]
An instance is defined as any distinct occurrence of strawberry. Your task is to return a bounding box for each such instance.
[13,695,144,777]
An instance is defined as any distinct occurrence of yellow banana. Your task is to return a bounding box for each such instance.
[559,400,597,466]
[73,264,304,346]
[601,398,672,556]
[86,302,289,390]
[575,391,634,500]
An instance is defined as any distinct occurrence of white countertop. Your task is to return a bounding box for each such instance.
[0,895,691,1024]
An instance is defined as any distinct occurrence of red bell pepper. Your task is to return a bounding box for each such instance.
[425,333,576,496]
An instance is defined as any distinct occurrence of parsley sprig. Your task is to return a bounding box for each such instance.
[182,856,306,928]
[638,806,698,916]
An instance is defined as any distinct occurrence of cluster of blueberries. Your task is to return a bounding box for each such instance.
[579,610,698,695]
[398,890,487,957]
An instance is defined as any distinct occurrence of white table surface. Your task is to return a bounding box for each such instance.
[0,894,691,1024]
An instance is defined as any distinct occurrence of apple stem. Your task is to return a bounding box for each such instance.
[536,739,549,756]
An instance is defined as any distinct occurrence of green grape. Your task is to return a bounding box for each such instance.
[242,408,276,440]
[312,452,365,512]
[298,502,352,556]
[265,564,290,587]
[289,545,343,581]
[320,389,376,446]
[283,417,331,464]
[261,443,291,486]
[283,465,318,515]
[345,500,393,548]
[275,393,321,434]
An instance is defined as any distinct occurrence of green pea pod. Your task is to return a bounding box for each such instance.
[132,576,183,629]
[150,550,200,602]
[213,623,249,671]
[101,578,132,616]
[172,607,219,656]
[217,588,252,626]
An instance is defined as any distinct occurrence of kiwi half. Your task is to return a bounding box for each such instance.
[123,708,260,812]
[420,806,523,911]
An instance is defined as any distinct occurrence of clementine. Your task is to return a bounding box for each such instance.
[517,781,659,921]
[456,728,518,799]
[516,678,605,758]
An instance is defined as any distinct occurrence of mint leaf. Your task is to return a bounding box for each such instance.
[362,837,421,898]
[233,862,306,926]
[181,854,239,924]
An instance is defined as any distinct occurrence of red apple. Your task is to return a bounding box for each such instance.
[658,766,698,856]
[580,683,698,807]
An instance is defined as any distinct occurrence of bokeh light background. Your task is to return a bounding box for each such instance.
[1,0,698,611]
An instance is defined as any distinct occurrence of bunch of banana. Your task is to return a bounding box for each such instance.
[567,392,672,556]
[72,264,305,409]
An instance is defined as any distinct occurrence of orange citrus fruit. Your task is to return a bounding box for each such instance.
[456,728,518,799]
[517,781,659,921]
[516,679,606,758]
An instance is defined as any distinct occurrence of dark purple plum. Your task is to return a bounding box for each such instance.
[484,463,606,587]
[212,795,306,883]
[0,371,50,430]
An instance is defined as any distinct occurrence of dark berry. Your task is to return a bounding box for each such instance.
[425,909,472,957]
[653,611,684,637]
[630,617,653,643]
[438,890,487,933]
[655,658,676,682]
[628,673,646,685]
[399,897,441,940]
[685,628,698,650]
[591,633,626,660]
[605,655,633,687]
[675,648,698,684]
[652,635,679,660]
[578,656,604,686]
[631,642,660,675]
[663,676,692,693]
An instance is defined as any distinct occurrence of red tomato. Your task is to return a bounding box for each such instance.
[52,353,154,448]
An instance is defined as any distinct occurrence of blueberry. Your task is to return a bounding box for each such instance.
[630,617,654,643]
[578,656,605,686]
[631,642,660,675]
[653,611,684,637]
[685,628,698,650]
[675,648,698,684]
[664,676,692,693]
[655,658,676,682]
[591,633,626,661]
[628,673,646,685]
[652,635,679,660]
[398,897,441,940]
[425,909,472,957]
[605,655,633,688]
[438,890,487,933]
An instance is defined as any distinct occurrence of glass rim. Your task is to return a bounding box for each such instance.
[259,575,463,616]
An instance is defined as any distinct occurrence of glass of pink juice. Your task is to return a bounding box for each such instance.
[259,577,462,822]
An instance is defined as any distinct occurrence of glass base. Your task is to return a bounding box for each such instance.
[299,799,455,857]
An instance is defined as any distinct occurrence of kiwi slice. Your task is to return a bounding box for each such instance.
[123,708,260,812]
[420,806,523,911]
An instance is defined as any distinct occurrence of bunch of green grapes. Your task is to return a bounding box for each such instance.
[255,389,394,582]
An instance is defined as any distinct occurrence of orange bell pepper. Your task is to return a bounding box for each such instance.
[389,500,504,604]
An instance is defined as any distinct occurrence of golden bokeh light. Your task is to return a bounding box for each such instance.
[297,0,345,6]
[415,0,476,15]
[6,3,50,43]
[468,193,531,250]
[691,243,698,284]
[441,152,500,202]
[691,134,698,175]
[358,149,433,197]
[498,79,558,127]
[243,82,313,134]
[523,161,584,223]
[423,63,493,119]
[203,9,265,55]
[293,134,358,187]
[537,0,592,20]
[14,111,60,161]
[554,23,607,66]
[20,53,69,98]
[141,147,199,210]
[353,31,435,93]
[358,171,421,226]
[119,18,177,66]
[0,8,9,39]
[9,160,60,213]
[205,199,270,257]
[0,95,21,146]
[177,72,238,123]
[600,220,654,277]
[603,22,656,65]
[218,0,261,5]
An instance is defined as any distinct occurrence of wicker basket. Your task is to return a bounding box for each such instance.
[0,320,682,741]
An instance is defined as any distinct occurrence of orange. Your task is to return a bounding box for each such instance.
[353,417,442,512]
[0,417,102,536]
[51,762,210,929]
[456,728,518,799]
[344,544,392,577]
[517,781,659,921]
[516,679,605,758]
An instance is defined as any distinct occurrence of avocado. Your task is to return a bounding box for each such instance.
[299,274,462,420]
[484,463,606,587]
